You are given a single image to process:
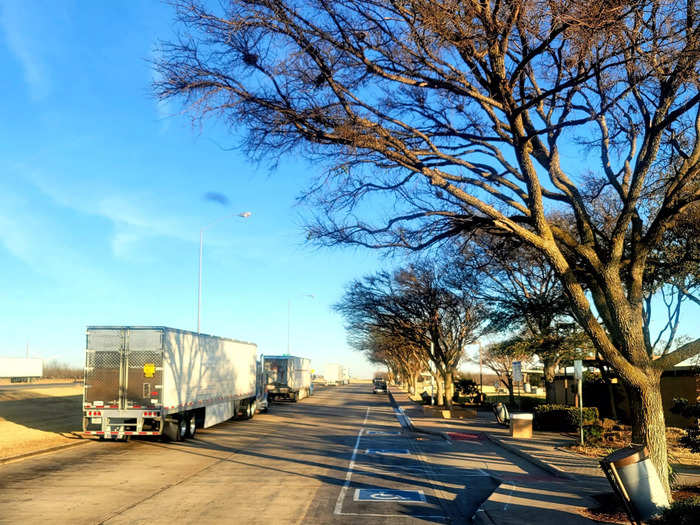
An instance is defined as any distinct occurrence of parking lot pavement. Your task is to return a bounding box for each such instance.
[386,388,602,524]
[1,383,598,524]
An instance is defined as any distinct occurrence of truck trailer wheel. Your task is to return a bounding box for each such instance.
[290,392,297,402]
[186,414,196,439]
[177,417,188,441]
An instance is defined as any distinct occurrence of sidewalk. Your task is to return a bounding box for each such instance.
[390,388,607,487]
[388,387,606,524]
[390,387,700,488]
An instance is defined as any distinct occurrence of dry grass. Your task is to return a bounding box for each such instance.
[0,386,85,460]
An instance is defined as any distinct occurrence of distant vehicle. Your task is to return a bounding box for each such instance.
[0,357,43,383]
[264,355,312,402]
[82,326,258,441]
[372,378,387,394]
[324,363,343,386]
[341,366,350,384]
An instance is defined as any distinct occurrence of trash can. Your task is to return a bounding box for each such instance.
[510,413,533,438]
[493,402,509,426]
[600,446,669,523]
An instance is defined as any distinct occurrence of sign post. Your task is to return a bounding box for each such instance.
[574,359,583,445]
[512,361,522,407]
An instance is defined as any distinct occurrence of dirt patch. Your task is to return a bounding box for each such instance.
[565,426,700,467]
[0,386,85,460]
[582,487,700,523]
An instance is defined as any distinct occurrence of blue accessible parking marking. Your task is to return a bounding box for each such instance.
[354,489,426,502]
[364,449,411,455]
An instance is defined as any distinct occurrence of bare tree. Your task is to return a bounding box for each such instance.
[482,337,535,406]
[357,327,427,394]
[156,0,700,494]
[334,259,484,406]
[460,238,590,402]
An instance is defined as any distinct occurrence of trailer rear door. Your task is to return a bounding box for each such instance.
[85,328,164,409]
[85,329,124,407]
[124,329,163,409]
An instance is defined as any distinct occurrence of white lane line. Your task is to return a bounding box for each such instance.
[334,406,369,515]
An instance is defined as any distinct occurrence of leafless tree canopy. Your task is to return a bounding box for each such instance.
[156,0,699,493]
[334,259,485,405]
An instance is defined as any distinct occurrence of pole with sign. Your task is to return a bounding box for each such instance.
[512,361,522,407]
[574,359,583,445]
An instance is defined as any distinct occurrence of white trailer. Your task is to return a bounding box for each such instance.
[0,357,43,381]
[264,355,312,401]
[82,326,257,441]
[324,363,343,386]
[342,366,350,385]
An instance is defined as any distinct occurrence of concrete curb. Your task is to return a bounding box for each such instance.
[472,509,498,525]
[0,438,91,465]
[387,389,452,441]
[483,433,576,480]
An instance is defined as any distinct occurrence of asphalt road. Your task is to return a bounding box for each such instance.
[0,383,588,524]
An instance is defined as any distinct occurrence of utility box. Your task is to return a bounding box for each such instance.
[510,412,533,438]
[600,446,669,523]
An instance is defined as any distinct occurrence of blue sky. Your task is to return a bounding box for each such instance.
[1,2,697,377]
[0,1,391,376]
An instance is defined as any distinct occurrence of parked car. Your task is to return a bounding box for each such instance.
[372,379,387,394]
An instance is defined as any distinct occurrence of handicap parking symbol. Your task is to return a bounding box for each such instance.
[354,489,426,502]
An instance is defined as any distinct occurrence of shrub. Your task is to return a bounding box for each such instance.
[648,498,700,525]
[519,396,547,412]
[583,423,604,444]
[670,398,700,453]
[533,404,600,431]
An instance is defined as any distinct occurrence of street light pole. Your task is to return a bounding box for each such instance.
[287,294,314,354]
[197,211,251,333]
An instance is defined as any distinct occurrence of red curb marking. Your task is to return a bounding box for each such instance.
[447,432,483,440]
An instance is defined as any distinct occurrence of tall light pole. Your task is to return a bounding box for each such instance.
[287,294,314,354]
[197,211,251,333]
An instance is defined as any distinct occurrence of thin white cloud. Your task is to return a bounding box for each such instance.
[0,2,50,100]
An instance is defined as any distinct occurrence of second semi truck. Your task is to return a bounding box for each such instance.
[264,355,312,401]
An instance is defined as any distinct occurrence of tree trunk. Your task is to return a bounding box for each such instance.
[543,361,557,404]
[444,370,454,408]
[627,375,671,497]
[598,363,619,420]
[411,371,419,396]
[436,378,445,406]
[507,376,515,407]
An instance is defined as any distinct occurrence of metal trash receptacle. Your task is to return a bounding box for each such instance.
[600,446,669,524]
[510,413,533,438]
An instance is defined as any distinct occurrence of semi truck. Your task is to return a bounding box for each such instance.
[341,366,350,385]
[264,355,312,401]
[82,326,258,441]
[324,363,343,386]
[255,356,269,413]
[0,357,43,382]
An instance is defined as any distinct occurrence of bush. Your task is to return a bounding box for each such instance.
[533,404,600,431]
[670,398,700,453]
[583,423,604,444]
[519,396,547,412]
[648,498,700,525]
